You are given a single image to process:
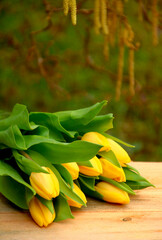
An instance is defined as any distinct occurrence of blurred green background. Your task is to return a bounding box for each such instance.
[0,0,161,161]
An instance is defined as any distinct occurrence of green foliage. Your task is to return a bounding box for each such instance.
[0,161,35,209]
[54,164,74,188]
[0,101,154,221]
[99,150,121,168]
[79,175,104,200]
[123,167,154,189]
[126,180,154,190]
[0,101,110,210]
[54,194,74,222]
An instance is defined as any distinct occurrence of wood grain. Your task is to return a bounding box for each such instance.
[0,162,162,240]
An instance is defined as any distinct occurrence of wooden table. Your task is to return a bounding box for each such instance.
[0,162,162,240]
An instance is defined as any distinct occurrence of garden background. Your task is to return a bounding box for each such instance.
[0,0,161,162]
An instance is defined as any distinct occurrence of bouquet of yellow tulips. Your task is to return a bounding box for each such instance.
[0,101,154,227]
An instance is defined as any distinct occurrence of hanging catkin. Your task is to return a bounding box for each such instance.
[129,48,135,96]
[116,44,125,100]
[116,0,123,14]
[69,0,77,25]
[103,35,109,60]
[138,0,143,22]
[101,0,109,35]
[63,0,70,16]
[152,0,158,46]
[94,0,101,34]
[116,29,125,101]
[63,0,77,25]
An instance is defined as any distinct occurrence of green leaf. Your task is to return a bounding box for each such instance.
[125,164,140,174]
[55,100,107,130]
[25,188,35,206]
[79,114,114,133]
[104,133,135,148]
[126,180,155,190]
[0,104,37,131]
[24,135,54,148]
[124,168,149,182]
[28,125,50,138]
[24,135,102,164]
[99,176,135,195]
[0,161,35,209]
[0,125,26,150]
[37,196,54,214]
[79,179,103,200]
[79,173,99,179]
[54,194,74,222]
[99,150,121,168]
[123,168,154,188]
[26,150,87,206]
[54,164,73,188]
[12,150,48,175]
[30,112,76,141]
[77,160,93,167]
[78,175,96,191]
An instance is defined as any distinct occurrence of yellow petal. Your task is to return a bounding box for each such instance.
[81,132,111,152]
[107,139,131,166]
[78,156,103,176]
[29,197,55,227]
[95,181,130,204]
[48,167,60,198]
[30,167,60,200]
[62,162,79,180]
[66,183,87,208]
[100,157,126,182]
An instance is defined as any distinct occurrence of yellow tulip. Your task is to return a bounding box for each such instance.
[66,183,87,208]
[81,132,110,152]
[95,181,130,204]
[62,162,79,180]
[29,197,55,227]
[30,167,60,200]
[78,156,103,176]
[107,138,131,166]
[100,157,126,182]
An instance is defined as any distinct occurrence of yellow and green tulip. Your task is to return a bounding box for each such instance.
[78,156,103,176]
[95,181,130,204]
[29,197,55,227]
[66,183,87,208]
[107,138,131,166]
[100,157,126,182]
[62,162,79,180]
[81,132,110,152]
[30,166,60,200]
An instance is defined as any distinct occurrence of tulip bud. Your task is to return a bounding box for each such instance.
[81,132,110,152]
[62,162,79,180]
[100,157,126,182]
[78,156,103,176]
[95,181,130,204]
[30,167,60,200]
[107,139,131,166]
[66,183,87,208]
[29,197,55,227]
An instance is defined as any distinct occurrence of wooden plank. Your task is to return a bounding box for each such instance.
[0,162,162,240]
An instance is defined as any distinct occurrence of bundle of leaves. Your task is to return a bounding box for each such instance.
[0,101,153,227]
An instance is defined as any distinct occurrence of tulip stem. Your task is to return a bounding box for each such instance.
[19,150,33,160]
[77,136,82,140]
